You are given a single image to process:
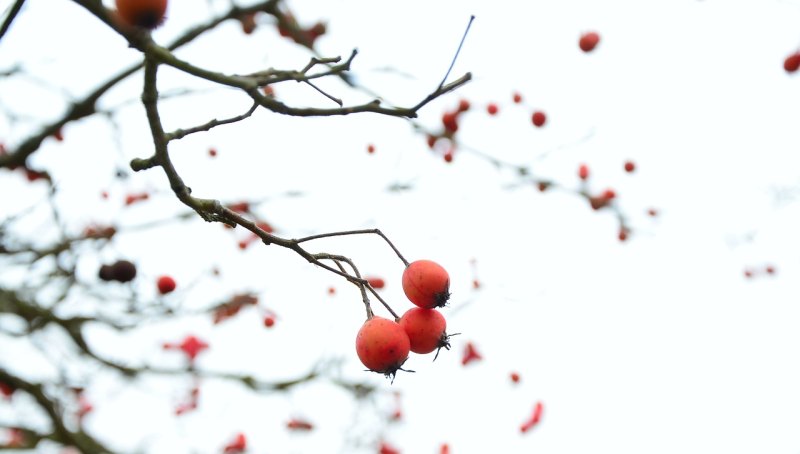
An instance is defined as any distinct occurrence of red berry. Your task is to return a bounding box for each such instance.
[512,92,523,103]
[510,372,521,383]
[366,276,386,289]
[115,0,168,29]
[531,111,546,127]
[263,315,276,327]
[602,188,616,200]
[367,143,376,154]
[647,208,658,217]
[486,103,499,115]
[443,150,454,163]
[579,31,600,53]
[457,99,471,112]
[578,163,590,180]
[442,112,459,133]
[398,308,448,354]
[157,275,176,294]
[744,269,753,278]
[765,265,776,275]
[402,260,450,308]
[784,52,800,73]
[379,442,400,454]
[355,317,410,375]
[426,134,438,149]
[624,160,636,173]
[618,227,629,242]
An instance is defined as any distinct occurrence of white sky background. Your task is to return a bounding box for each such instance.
[2,0,800,453]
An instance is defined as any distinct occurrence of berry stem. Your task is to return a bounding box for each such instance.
[295,228,409,267]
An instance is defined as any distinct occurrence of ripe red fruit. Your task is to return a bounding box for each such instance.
[366,276,386,289]
[263,315,276,327]
[355,317,410,376]
[578,163,590,180]
[398,308,448,354]
[367,144,375,154]
[784,52,800,73]
[624,160,636,173]
[531,111,546,127]
[379,442,400,454]
[486,103,499,115]
[208,147,217,157]
[510,372,521,383]
[402,260,450,308]
[443,149,454,163]
[442,112,459,133]
[579,31,600,53]
[115,0,168,29]
[457,99,471,112]
[512,92,523,103]
[157,275,176,294]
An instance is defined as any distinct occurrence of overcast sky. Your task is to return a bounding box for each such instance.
[3,0,800,453]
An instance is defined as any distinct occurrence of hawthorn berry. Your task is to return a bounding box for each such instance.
[402,260,450,308]
[487,103,499,115]
[366,276,386,289]
[442,112,459,133]
[263,315,276,327]
[355,316,410,376]
[399,307,449,354]
[784,52,800,73]
[624,160,636,173]
[115,0,168,29]
[510,372,521,383]
[578,163,590,181]
[457,99,471,112]
[367,143,376,154]
[531,110,546,127]
[157,275,176,294]
[579,31,600,53]
[512,92,523,103]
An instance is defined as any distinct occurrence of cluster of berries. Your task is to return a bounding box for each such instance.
[355,260,453,378]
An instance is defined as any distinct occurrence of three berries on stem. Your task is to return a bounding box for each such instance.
[356,259,455,381]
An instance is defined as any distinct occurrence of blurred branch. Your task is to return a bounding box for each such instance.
[0,0,25,42]
[0,369,111,453]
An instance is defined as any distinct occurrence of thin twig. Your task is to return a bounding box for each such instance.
[0,0,26,42]
[438,15,475,89]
